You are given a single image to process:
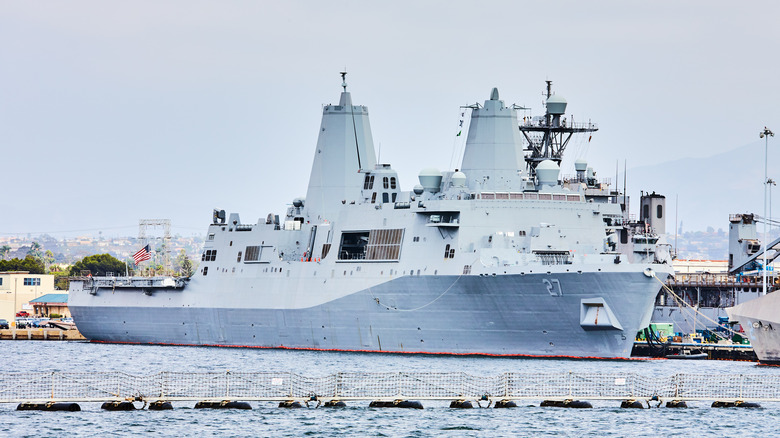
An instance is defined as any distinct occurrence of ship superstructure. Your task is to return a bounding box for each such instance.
[69,76,674,358]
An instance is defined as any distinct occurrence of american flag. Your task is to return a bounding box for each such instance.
[132,244,152,265]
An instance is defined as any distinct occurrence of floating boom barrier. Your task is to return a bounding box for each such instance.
[1,371,779,409]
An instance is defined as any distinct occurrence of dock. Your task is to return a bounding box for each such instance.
[632,341,757,361]
[0,328,86,341]
[2,371,780,409]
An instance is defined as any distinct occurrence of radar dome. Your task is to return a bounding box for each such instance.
[418,168,443,193]
[451,171,467,187]
[292,197,305,208]
[536,160,560,186]
[413,184,425,195]
[574,158,588,172]
[546,95,567,115]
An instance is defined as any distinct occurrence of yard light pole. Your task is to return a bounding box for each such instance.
[761,127,774,296]
[769,177,776,292]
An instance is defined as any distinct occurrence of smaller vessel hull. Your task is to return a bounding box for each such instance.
[727,292,780,362]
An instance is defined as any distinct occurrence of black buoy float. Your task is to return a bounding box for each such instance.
[322,400,347,408]
[17,402,81,412]
[101,401,137,411]
[195,400,252,410]
[540,399,592,408]
[369,399,423,409]
[149,400,174,410]
[712,400,761,408]
[494,399,518,408]
[449,400,473,409]
[395,400,423,409]
[666,400,688,408]
[278,400,303,408]
[564,400,593,409]
[620,400,644,409]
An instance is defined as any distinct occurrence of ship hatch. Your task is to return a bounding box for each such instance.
[580,298,624,331]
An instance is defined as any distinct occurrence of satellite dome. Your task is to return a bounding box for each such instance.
[574,158,588,172]
[418,168,443,193]
[413,184,425,195]
[546,94,567,115]
[451,171,467,187]
[536,160,560,186]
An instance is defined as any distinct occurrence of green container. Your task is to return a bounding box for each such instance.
[649,323,674,338]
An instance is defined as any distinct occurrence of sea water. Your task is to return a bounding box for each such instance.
[1,342,777,437]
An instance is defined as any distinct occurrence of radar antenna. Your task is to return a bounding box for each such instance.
[520,80,598,175]
[340,71,348,92]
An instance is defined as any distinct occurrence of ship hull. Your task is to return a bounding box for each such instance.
[69,268,670,359]
[727,292,780,363]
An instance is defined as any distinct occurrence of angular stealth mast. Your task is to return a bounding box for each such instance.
[305,72,377,220]
[459,87,525,191]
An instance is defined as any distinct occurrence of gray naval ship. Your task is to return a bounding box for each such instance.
[727,212,780,363]
[69,75,674,358]
[728,292,780,363]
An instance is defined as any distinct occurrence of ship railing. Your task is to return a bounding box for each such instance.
[4,371,780,403]
[667,273,743,286]
[70,276,188,290]
[520,120,598,130]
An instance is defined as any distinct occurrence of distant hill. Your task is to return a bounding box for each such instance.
[625,139,774,233]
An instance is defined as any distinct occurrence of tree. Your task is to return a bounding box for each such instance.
[43,250,55,272]
[68,254,127,277]
[0,256,45,274]
[181,257,194,277]
[53,271,70,290]
[27,241,42,262]
[0,245,10,260]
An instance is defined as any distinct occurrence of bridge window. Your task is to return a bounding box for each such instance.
[383,177,389,189]
[657,205,663,219]
[390,177,397,189]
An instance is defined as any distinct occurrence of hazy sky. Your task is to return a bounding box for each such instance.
[2,1,778,237]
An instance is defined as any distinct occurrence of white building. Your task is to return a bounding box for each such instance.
[0,271,56,321]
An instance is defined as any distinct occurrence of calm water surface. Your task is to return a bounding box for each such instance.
[1,341,777,437]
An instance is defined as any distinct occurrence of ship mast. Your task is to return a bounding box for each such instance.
[520,81,598,175]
